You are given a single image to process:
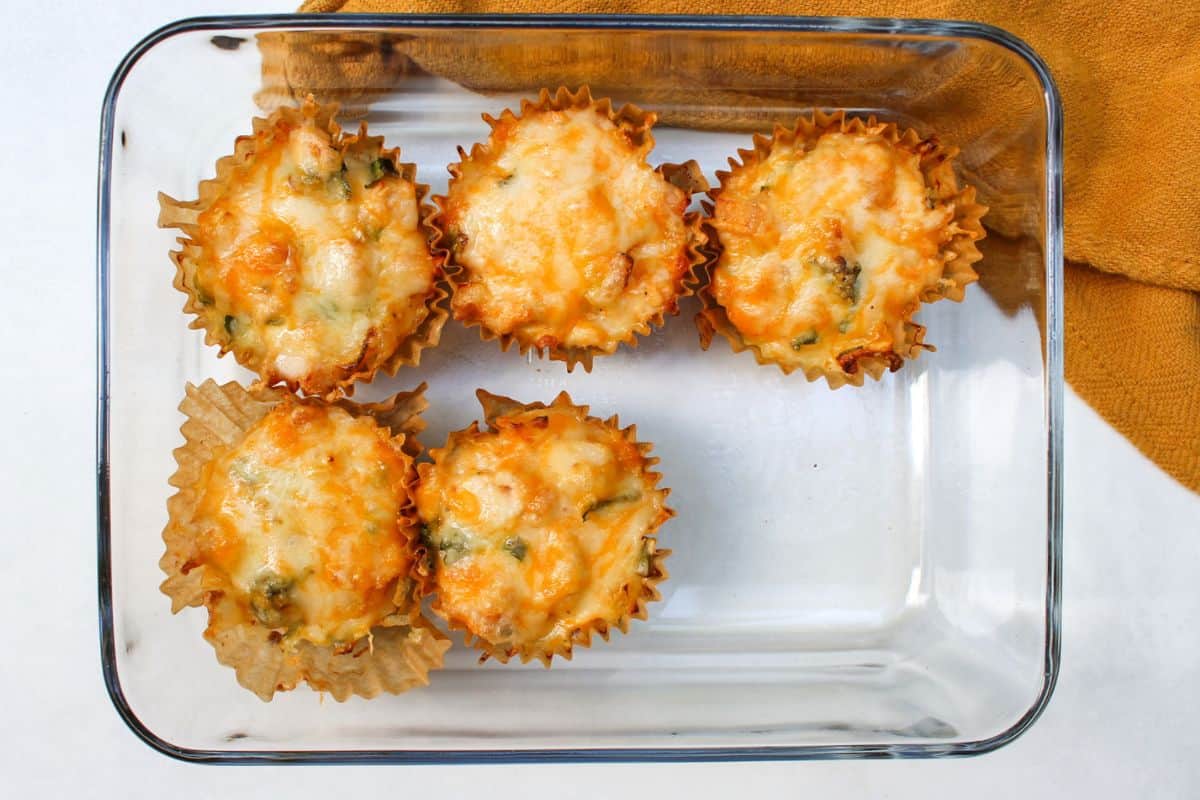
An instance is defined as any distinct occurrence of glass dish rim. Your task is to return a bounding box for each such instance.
[95,11,1064,765]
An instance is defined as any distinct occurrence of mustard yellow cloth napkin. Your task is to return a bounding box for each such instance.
[286,0,1200,492]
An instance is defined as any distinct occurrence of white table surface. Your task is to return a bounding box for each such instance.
[2,2,1197,796]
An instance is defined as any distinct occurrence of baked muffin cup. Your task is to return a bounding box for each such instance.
[418,389,672,666]
[158,98,448,400]
[160,379,449,701]
[433,86,709,372]
[696,109,987,389]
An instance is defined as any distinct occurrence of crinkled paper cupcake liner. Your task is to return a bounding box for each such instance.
[160,379,448,701]
[417,389,671,666]
[158,98,447,400]
[204,595,449,702]
[432,85,709,372]
[696,109,987,389]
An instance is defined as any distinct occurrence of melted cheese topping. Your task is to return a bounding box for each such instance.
[710,131,955,373]
[443,107,692,353]
[192,400,416,648]
[415,404,667,659]
[187,117,438,395]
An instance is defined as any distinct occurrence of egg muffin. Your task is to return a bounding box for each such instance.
[160,380,448,701]
[158,99,445,399]
[436,86,708,371]
[415,390,671,664]
[697,111,986,387]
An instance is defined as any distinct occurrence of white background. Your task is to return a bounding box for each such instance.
[2,1,1197,795]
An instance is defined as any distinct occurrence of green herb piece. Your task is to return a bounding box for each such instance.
[195,287,214,306]
[249,571,295,627]
[503,537,527,561]
[265,316,284,326]
[583,492,642,520]
[497,172,515,187]
[791,330,819,349]
[838,317,853,333]
[418,524,435,548]
[224,314,239,336]
[316,299,339,320]
[832,258,862,303]
[813,256,863,304]
[435,527,471,566]
[328,163,351,199]
[365,157,397,188]
[331,174,352,199]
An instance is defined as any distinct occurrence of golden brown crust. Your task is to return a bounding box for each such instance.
[160,379,448,701]
[415,389,671,666]
[696,110,987,388]
[432,86,709,372]
[158,98,447,400]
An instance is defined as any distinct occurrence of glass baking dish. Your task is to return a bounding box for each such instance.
[96,13,1062,763]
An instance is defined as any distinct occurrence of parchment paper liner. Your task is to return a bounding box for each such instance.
[696,109,987,389]
[160,379,449,701]
[158,98,447,400]
[432,86,709,372]
[417,389,671,666]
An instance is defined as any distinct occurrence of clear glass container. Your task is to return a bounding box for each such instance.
[97,14,1063,763]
